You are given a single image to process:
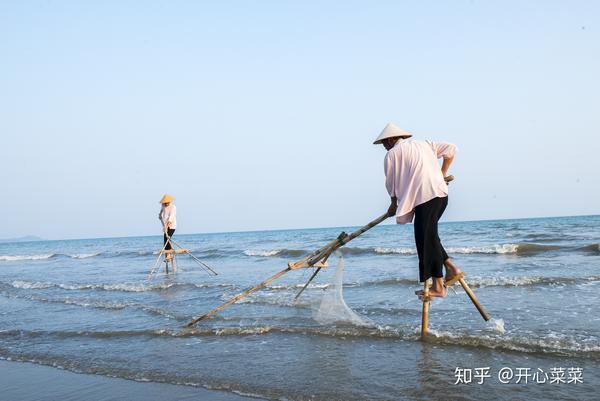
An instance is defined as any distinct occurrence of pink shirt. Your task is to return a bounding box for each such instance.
[384,139,457,224]
[159,204,177,229]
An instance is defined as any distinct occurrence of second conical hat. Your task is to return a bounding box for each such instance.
[159,194,175,204]
[372,123,412,144]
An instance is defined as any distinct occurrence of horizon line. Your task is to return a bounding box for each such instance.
[3,212,598,244]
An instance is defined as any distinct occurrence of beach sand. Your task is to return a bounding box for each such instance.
[0,360,261,401]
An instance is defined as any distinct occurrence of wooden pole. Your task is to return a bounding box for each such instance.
[420,280,431,339]
[294,266,322,301]
[148,241,170,280]
[186,266,292,327]
[292,213,389,298]
[167,236,218,275]
[294,248,335,300]
[186,213,390,326]
[164,229,174,274]
[458,277,490,321]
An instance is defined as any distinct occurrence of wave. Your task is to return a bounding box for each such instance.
[242,245,524,257]
[427,328,600,358]
[70,252,101,259]
[0,252,103,261]
[369,243,597,256]
[374,244,547,255]
[513,243,563,255]
[353,275,600,289]
[0,289,189,320]
[243,249,307,257]
[0,253,56,261]
[579,243,600,254]
[373,247,417,255]
[266,283,330,291]
[1,326,598,359]
[4,241,596,263]
[244,248,308,257]
[243,249,280,257]
[9,272,590,296]
[466,275,600,288]
[2,292,130,310]
[6,280,234,293]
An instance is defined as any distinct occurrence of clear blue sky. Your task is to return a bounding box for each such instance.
[1,1,598,239]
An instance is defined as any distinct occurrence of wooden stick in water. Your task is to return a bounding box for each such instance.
[421,280,431,339]
[168,236,218,275]
[148,240,170,281]
[294,266,322,301]
[458,277,490,321]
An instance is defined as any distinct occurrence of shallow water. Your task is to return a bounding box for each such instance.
[1,215,599,400]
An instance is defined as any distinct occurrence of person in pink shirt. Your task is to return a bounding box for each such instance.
[158,194,177,259]
[374,123,462,297]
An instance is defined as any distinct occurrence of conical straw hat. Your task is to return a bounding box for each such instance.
[159,194,175,204]
[373,123,412,144]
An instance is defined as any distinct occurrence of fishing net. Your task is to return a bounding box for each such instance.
[313,252,374,327]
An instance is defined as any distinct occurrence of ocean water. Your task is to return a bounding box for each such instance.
[1,215,599,400]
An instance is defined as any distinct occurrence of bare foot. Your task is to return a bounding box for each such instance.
[415,287,447,298]
[444,259,462,281]
[428,286,447,298]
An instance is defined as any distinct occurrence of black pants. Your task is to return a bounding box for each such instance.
[163,228,176,250]
[414,196,449,282]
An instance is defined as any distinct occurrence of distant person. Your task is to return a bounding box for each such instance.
[158,194,177,255]
[374,123,462,297]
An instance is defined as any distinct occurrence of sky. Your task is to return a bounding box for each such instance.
[1,1,599,240]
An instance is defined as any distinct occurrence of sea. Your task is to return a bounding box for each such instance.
[1,215,599,401]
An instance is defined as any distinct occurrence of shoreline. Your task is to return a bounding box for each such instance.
[0,359,262,401]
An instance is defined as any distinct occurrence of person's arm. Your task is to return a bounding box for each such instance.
[167,206,176,231]
[162,209,170,233]
[159,209,167,232]
[384,153,398,217]
[430,141,457,181]
[388,196,398,217]
[441,155,454,178]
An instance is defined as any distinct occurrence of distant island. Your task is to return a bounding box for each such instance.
[0,235,44,243]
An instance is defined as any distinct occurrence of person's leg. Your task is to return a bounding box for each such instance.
[414,198,446,297]
[427,198,446,296]
[435,197,462,279]
[414,207,425,282]
[164,229,175,251]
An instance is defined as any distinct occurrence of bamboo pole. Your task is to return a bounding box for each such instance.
[168,237,218,275]
[294,249,334,300]
[164,229,174,274]
[186,266,292,327]
[187,213,390,326]
[293,214,389,299]
[458,277,490,321]
[420,280,431,339]
[148,240,170,280]
[295,266,322,300]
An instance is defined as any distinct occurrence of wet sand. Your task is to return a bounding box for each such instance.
[0,360,261,401]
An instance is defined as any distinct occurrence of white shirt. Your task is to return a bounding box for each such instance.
[159,204,177,230]
[384,139,457,224]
